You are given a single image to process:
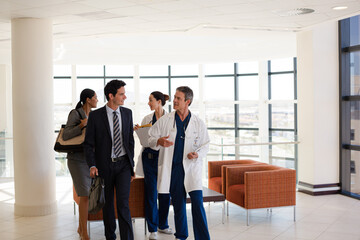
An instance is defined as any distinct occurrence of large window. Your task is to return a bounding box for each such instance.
[268,58,297,169]
[51,60,297,179]
[53,65,135,176]
[53,65,72,176]
[340,15,360,199]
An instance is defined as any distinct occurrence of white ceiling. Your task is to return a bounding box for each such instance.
[0,0,359,64]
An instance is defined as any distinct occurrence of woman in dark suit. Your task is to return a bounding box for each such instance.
[63,88,98,240]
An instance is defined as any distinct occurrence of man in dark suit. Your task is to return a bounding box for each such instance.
[84,79,135,240]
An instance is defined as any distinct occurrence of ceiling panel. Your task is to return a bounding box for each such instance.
[0,0,359,64]
[146,0,203,12]
[12,7,64,18]
[47,2,101,15]
[107,5,163,16]
[78,0,137,9]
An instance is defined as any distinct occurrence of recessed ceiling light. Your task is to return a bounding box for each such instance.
[332,6,348,10]
[75,11,123,20]
[273,8,315,17]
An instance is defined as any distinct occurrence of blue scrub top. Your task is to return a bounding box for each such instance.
[172,112,191,167]
[144,113,159,154]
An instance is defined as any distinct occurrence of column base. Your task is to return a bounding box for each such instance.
[298,181,340,196]
[14,201,57,217]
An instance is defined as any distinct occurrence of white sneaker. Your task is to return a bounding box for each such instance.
[149,232,158,240]
[158,227,174,234]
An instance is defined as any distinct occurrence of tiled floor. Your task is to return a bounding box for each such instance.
[1,177,360,240]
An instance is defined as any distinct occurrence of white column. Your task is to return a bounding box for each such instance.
[71,65,77,108]
[133,65,140,124]
[258,60,269,163]
[0,65,6,131]
[5,65,12,136]
[297,21,340,195]
[0,64,14,177]
[198,64,205,121]
[12,18,57,216]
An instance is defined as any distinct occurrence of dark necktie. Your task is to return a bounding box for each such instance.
[113,111,122,157]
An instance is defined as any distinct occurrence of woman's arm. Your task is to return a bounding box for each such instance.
[63,109,84,140]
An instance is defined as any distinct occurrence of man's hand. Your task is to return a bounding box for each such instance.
[157,135,174,147]
[187,152,198,160]
[131,175,135,182]
[90,167,98,178]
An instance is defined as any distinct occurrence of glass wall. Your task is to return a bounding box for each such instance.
[53,65,72,176]
[53,65,135,176]
[340,15,360,199]
[49,59,297,180]
[268,58,297,169]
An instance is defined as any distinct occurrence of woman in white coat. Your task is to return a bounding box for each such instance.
[135,91,173,240]
[148,86,210,240]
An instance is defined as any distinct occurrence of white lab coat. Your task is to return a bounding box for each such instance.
[134,112,162,176]
[148,111,210,193]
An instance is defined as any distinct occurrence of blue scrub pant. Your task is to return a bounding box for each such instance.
[142,150,170,233]
[170,163,210,240]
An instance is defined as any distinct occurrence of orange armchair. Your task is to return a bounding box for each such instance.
[226,165,296,225]
[208,159,264,195]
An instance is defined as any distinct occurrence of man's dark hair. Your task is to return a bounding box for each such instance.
[176,86,193,106]
[104,80,126,101]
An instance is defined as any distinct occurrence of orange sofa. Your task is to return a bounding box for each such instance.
[208,159,264,195]
[226,164,296,225]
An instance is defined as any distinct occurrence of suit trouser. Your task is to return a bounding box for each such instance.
[142,150,171,232]
[170,163,210,240]
[103,159,134,240]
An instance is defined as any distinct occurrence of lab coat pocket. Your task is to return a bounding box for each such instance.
[168,128,177,144]
[192,136,201,152]
[189,160,202,184]
[185,131,200,151]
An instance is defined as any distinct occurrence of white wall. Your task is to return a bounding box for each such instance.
[297,21,339,187]
[52,30,296,65]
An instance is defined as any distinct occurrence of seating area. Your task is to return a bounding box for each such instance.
[208,159,264,195]
[73,161,296,228]
[208,160,297,225]
[2,177,360,240]
[74,161,296,229]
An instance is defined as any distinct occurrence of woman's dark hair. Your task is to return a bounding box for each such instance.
[104,79,126,101]
[151,91,169,106]
[76,88,95,109]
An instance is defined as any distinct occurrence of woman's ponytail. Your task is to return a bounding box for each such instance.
[76,88,95,109]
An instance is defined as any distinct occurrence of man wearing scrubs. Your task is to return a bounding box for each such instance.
[148,86,211,240]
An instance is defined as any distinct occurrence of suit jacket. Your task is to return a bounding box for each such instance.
[84,105,135,176]
[63,107,87,162]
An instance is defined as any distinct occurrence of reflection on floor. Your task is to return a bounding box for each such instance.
[0,177,360,240]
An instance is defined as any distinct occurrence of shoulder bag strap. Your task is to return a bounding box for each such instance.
[75,108,84,120]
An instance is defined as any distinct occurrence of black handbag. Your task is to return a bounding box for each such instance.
[88,176,105,214]
[54,109,85,153]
